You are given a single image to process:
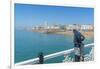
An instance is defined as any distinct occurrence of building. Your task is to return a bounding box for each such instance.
[80,24,94,31]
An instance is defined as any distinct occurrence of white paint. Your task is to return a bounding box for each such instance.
[14,0,95,8]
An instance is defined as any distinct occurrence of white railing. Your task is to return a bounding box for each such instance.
[15,43,94,66]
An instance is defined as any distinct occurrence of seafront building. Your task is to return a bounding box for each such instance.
[65,24,93,31]
[32,22,94,32]
[80,24,94,31]
[65,24,81,31]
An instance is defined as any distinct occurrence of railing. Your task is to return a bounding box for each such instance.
[15,43,94,66]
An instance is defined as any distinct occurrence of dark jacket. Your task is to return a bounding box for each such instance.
[73,30,85,44]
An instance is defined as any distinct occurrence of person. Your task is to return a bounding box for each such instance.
[73,29,85,62]
[38,52,44,64]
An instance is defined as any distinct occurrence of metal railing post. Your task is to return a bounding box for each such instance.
[38,52,44,64]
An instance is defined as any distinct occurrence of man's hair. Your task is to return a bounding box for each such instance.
[73,29,76,32]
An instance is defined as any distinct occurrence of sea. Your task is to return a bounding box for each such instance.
[15,29,94,64]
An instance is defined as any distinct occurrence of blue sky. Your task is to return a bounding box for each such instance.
[15,3,94,29]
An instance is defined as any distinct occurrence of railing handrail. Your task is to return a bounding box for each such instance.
[15,43,94,66]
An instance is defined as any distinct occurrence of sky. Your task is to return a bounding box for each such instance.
[15,3,94,29]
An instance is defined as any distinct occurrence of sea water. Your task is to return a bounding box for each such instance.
[15,29,94,63]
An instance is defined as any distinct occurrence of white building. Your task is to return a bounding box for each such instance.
[80,24,94,31]
[65,24,93,31]
[65,24,81,31]
[66,25,74,31]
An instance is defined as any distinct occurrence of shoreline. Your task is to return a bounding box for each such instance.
[53,31,94,37]
[24,27,94,37]
[31,29,94,37]
[23,28,94,37]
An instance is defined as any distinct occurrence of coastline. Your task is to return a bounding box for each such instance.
[24,28,94,37]
[30,29,94,37]
[53,31,94,37]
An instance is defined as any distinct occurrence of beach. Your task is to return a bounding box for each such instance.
[53,31,94,37]
[31,29,94,37]
[31,26,94,36]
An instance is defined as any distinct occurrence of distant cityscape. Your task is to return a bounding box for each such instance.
[32,21,93,33]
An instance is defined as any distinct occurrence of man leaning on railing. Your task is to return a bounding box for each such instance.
[73,29,85,62]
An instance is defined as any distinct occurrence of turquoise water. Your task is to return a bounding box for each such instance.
[15,29,94,63]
